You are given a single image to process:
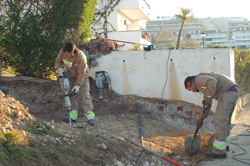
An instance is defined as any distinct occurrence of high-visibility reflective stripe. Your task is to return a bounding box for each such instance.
[213,140,226,150]
[86,112,95,120]
[213,143,226,150]
[226,138,230,146]
[200,86,206,94]
[70,111,78,120]
[63,59,78,67]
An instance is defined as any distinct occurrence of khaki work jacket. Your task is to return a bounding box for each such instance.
[55,49,89,86]
[193,72,237,102]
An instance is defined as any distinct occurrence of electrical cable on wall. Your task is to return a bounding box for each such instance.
[104,71,112,90]
[161,49,172,101]
[105,38,175,101]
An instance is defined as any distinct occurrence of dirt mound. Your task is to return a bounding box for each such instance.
[0,90,34,133]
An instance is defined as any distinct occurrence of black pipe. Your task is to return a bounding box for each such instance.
[138,103,143,145]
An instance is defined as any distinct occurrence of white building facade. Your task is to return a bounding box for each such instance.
[93,0,151,50]
[143,17,250,49]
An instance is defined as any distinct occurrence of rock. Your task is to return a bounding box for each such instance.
[8,104,16,109]
[143,161,149,166]
[22,130,26,136]
[0,91,5,97]
[113,161,123,166]
[97,143,107,150]
[63,137,69,141]
[75,124,84,128]
[149,162,155,166]
[173,155,181,161]
[5,106,11,115]
[181,161,189,166]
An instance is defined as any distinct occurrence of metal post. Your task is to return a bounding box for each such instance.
[203,36,205,48]
[201,32,206,48]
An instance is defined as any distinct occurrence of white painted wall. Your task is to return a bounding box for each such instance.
[108,31,151,50]
[89,48,235,111]
[108,10,119,31]
[118,0,139,9]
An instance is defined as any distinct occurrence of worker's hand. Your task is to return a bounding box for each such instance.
[72,85,80,94]
[196,119,203,129]
[202,98,212,105]
[57,68,64,77]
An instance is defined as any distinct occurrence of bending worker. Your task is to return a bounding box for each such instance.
[55,42,95,126]
[184,72,239,159]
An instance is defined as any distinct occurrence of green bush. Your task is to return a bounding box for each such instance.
[234,49,250,93]
[0,0,97,78]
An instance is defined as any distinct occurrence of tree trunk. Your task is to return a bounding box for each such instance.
[176,22,184,49]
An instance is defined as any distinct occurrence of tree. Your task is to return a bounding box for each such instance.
[234,49,250,91]
[91,0,121,38]
[0,0,97,78]
[175,8,194,49]
[151,29,174,49]
[183,34,201,48]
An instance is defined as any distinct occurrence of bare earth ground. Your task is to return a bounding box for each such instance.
[0,76,216,166]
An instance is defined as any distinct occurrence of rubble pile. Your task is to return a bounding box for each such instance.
[0,90,34,133]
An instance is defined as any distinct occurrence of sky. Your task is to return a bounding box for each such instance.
[147,0,250,20]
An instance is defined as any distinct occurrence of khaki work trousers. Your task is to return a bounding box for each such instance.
[213,91,239,155]
[69,78,93,114]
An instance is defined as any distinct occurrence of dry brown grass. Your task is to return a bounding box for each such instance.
[2,66,16,77]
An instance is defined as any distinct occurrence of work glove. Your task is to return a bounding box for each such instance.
[202,98,212,105]
[56,68,64,77]
[196,119,203,129]
[72,85,80,94]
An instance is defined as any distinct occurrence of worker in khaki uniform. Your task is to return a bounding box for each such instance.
[184,72,239,159]
[55,42,95,126]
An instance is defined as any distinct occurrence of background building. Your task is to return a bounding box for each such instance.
[93,0,151,50]
[93,0,250,50]
[143,17,250,49]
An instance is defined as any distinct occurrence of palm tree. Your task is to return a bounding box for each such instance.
[175,8,194,49]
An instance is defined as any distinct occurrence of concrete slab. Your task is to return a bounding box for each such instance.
[200,105,250,166]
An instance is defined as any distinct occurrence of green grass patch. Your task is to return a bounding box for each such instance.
[0,130,28,165]
[24,120,58,136]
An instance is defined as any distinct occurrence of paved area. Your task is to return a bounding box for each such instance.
[200,104,250,166]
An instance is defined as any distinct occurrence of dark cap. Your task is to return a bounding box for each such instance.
[64,42,76,52]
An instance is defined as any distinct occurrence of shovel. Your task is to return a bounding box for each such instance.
[185,104,211,156]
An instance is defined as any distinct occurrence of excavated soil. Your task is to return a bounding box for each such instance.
[1,76,215,165]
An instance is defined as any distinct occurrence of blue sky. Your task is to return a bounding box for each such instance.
[147,0,250,20]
